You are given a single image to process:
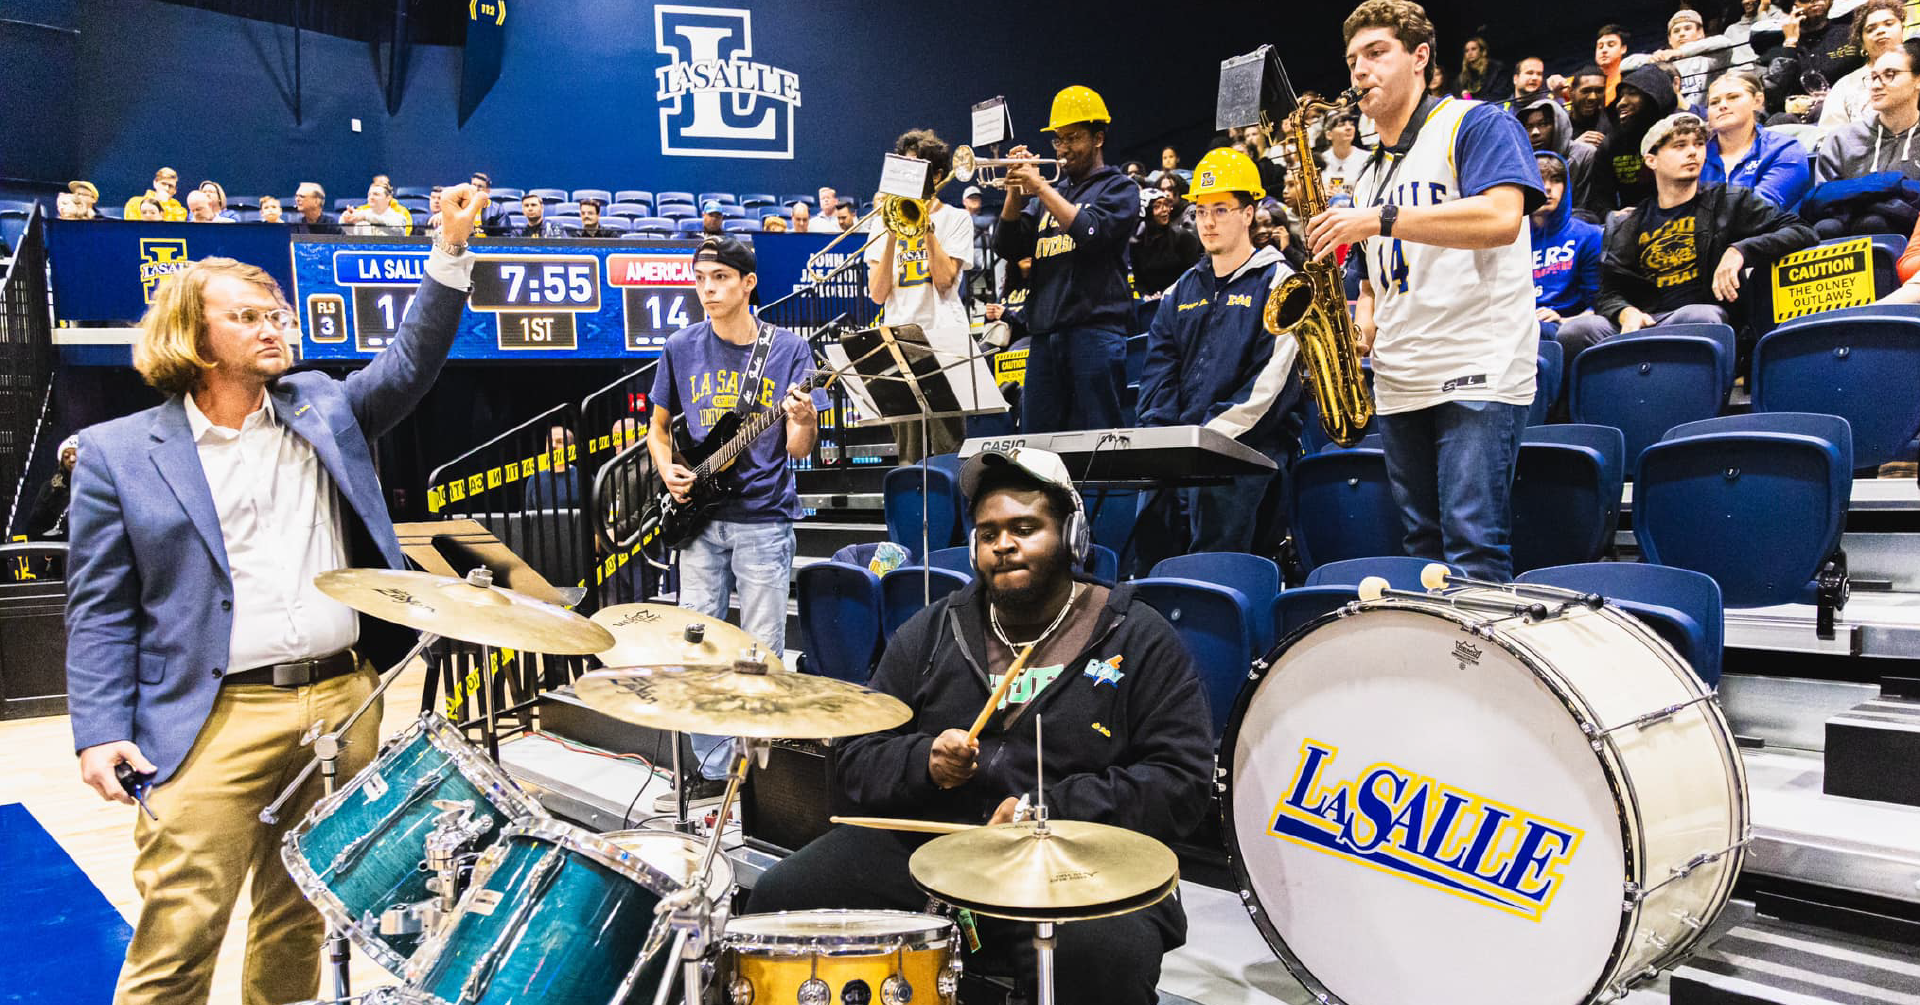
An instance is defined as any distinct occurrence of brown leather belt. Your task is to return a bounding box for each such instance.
[223,649,359,687]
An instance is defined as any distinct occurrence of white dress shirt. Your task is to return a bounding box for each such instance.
[185,392,356,672]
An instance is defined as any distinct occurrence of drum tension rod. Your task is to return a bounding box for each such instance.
[1622,832,1753,905]
[1583,691,1721,751]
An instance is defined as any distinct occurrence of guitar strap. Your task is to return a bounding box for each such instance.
[733,318,778,419]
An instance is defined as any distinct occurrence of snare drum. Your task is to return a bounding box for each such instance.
[721,910,960,1005]
[282,713,545,972]
[406,821,697,1005]
[1221,588,1748,1005]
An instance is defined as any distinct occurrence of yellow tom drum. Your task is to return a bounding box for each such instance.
[721,910,959,1005]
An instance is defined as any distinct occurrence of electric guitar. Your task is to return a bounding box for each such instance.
[645,370,836,550]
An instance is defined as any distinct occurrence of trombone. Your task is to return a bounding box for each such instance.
[951,145,1063,189]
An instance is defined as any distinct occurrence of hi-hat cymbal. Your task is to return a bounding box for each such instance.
[575,665,911,738]
[590,603,783,673]
[909,820,1179,922]
[315,569,615,655]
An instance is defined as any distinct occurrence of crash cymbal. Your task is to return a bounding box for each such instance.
[590,603,783,673]
[575,664,912,738]
[909,820,1179,922]
[314,569,615,655]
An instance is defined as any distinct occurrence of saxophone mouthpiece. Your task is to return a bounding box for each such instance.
[1340,86,1372,106]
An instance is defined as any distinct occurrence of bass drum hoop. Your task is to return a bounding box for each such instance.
[1217,595,1743,1005]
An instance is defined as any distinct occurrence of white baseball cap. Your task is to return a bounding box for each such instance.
[959,446,1077,502]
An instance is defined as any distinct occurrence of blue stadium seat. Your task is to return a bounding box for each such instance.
[1521,423,1625,552]
[1530,340,1564,427]
[1511,434,1616,573]
[1305,556,1462,590]
[1289,446,1401,571]
[1272,586,1358,642]
[1082,488,1139,572]
[394,186,432,199]
[1570,332,1726,478]
[1635,412,1851,611]
[528,188,566,203]
[550,215,582,232]
[1133,298,1161,334]
[572,188,612,205]
[552,201,581,216]
[98,206,125,219]
[606,202,650,219]
[1652,322,1738,393]
[797,562,884,683]
[722,220,758,233]
[658,203,698,220]
[929,546,974,577]
[658,191,696,207]
[831,542,882,567]
[593,217,632,233]
[1133,578,1253,740]
[333,198,358,210]
[233,210,258,222]
[782,194,818,208]
[1086,544,1119,585]
[615,190,653,206]
[719,205,747,218]
[633,217,675,234]
[395,197,429,212]
[490,188,524,201]
[676,218,706,233]
[226,198,258,212]
[741,193,778,208]
[759,206,789,220]
[1518,562,1724,687]
[699,192,738,205]
[881,567,970,637]
[1150,553,1280,651]
[1753,310,1920,469]
[507,214,529,230]
[1124,332,1150,385]
[884,464,963,559]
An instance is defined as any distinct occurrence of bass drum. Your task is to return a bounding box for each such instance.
[1221,588,1748,1005]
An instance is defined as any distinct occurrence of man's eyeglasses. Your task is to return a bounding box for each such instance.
[1196,203,1250,222]
[219,307,298,329]
[1870,69,1911,85]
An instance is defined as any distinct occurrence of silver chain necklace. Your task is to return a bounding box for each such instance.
[990,582,1082,651]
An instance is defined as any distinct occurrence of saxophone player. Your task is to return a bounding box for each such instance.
[1134,148,1305,570]
[1306,0,1544,581]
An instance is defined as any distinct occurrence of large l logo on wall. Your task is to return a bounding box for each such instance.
[655,5,802,159]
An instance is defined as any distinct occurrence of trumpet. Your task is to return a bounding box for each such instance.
[951,145,1063,188]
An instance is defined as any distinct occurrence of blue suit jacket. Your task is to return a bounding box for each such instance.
[66,274,467,784]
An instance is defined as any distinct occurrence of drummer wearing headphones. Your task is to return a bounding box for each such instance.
[749,447,1214,1005]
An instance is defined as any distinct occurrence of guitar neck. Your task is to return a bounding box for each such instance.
[696,376,819,477]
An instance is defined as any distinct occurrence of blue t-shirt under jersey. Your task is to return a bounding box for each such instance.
[650,319,824,523]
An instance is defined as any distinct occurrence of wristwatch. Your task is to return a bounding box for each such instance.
[1379,203,1399,238]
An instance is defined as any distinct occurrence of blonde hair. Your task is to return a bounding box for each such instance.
[133,257,286,396]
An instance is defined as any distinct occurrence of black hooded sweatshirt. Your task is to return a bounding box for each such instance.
[835,575,1215,844]
[1592,64,1682,213]
[1763,10,1863,111]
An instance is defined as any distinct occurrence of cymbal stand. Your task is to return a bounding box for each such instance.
[257,628,442,1001]
[1029,714,1058,1005]
[648,734,759,1005]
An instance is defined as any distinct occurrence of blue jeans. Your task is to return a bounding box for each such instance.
[1132,441,1293,571]
[1021,326,1126,433]
[677,518,795,778]
[1376,400,1528,582]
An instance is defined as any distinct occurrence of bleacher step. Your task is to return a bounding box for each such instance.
[1824,685,1920,807]
[1670,915,1920,1004]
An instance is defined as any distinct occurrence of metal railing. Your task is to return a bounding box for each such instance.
[1,208,53,539]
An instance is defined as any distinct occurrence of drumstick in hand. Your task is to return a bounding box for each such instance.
[967,642,1037,742]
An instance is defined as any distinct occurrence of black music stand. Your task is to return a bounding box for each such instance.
[824,323,1008,597]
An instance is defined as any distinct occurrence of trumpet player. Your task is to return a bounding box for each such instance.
[1135,148,1305,569]
[866,129,975,462]
[1307,0,1543,581]
[995,85,1140,433]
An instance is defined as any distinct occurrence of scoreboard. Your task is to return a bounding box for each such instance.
[292,235,707,361]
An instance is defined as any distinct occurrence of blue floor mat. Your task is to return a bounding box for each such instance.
[0,803,130,1003]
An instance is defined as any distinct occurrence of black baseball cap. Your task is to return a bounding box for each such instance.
[694,235,756,275]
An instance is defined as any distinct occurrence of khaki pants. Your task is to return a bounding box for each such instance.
[115,666,382,1005]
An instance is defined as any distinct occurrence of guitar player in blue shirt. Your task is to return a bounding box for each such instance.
[648,235,825,785]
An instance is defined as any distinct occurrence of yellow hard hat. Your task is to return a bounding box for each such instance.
[1046,85,1112,132]
[1188,147,1266,202]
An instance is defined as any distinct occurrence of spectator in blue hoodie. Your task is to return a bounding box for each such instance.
[1701,70,1812,208]
[1530,151,1604,351]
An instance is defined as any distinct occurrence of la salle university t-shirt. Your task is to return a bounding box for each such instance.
[1634,195,1705,316]
[650,320,825,522]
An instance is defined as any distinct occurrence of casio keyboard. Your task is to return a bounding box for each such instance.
[957,425,1277,484]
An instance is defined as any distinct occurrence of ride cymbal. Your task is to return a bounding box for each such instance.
[590,603,784,673]
[314,569,614,654]
[575,664,911,738]
[909,819,1179,922]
